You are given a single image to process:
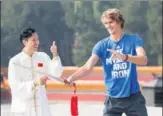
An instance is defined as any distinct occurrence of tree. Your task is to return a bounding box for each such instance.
[62,1,162,66]
[146,1,162,65]
[1,1,74,66]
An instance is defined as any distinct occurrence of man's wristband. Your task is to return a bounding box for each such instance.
[124,54,129,61]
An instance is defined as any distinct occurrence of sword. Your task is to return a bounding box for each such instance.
[12,62,67,83]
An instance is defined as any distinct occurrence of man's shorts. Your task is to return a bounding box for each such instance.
[103,91,148,116]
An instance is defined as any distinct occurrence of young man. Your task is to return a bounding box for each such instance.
[8,27,63,116]
[66,8,148,116]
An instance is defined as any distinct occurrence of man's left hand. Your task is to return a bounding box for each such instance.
[107,49,125,60]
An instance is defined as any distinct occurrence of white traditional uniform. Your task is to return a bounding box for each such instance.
[8,51,63,116]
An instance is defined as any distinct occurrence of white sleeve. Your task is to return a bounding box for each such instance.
[44,54,63,78]
[8,59,35,100]
[49,57,63,78]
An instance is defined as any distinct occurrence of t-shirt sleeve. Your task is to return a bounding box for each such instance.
[92,41,103,58]
[135,35,144,48]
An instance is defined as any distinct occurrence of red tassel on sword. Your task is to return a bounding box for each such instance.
[71,83,78,116]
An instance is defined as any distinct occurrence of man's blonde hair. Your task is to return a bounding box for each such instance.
[101,8,125,28]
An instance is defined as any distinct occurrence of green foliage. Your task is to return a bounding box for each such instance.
[1,1,74,66]
[63,1,162,66]
[73,32,102,66]
[146,1,162,65]
[1,1,162,66]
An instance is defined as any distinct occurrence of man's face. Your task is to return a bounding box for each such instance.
[103,17,121,35]
[23,32,40,52]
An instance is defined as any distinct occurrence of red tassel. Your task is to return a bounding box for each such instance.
[71,83,78,116]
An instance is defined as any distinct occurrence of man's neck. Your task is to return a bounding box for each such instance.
[110,31,123,42]
[22,48,34,57]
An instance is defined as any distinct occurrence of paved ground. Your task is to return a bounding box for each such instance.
[1,101,162,116]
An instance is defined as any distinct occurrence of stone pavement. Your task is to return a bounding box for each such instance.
[1,101,162,116]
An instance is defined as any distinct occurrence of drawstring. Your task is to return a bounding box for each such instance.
[73,83,76,95]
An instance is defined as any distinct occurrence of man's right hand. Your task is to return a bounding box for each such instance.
[40,76,48,85]
[64,78,75,87]
[35,76,48,86]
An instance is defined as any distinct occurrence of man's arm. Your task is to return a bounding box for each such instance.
[127,47,148,65]
[67,54,99,83]
[47,41,63,78]
[108,46,148,66]
[49,56,63,78]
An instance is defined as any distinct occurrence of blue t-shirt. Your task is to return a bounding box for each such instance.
[92,34,144,98]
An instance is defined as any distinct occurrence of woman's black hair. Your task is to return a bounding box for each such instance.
[20,27,36,43]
